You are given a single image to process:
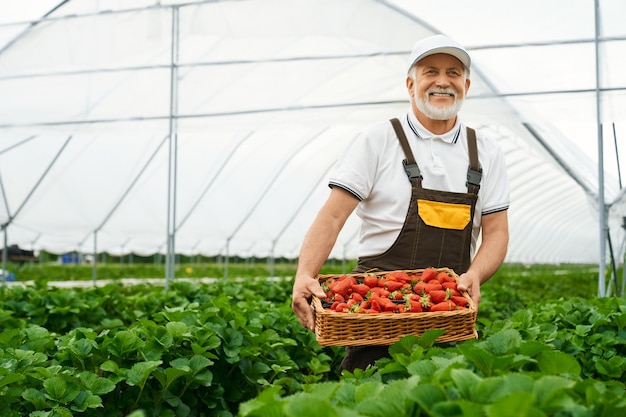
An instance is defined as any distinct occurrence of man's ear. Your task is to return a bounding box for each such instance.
[465,77,471,94]
[406,76,414,97]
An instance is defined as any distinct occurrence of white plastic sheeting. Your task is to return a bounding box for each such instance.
[0,0,624,267]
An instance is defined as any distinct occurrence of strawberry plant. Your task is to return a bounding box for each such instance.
[0,264,622,416]
[0,279,338,416]
[482,296,626,382]
[239,328,626,416]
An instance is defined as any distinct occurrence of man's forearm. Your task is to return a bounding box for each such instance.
[467,210,509,284]
[467,230,508,284]
[295,216,341,280]
[295,187,359,280]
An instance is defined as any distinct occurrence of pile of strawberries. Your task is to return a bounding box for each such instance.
[320,268,469,314]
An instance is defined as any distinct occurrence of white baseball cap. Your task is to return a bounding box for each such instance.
[407,34,471,71]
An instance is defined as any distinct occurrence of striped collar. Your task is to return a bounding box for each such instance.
[406,112,462,144]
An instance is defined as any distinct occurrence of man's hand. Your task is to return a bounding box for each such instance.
[291,188,358,331]
[457,210,509,309]
[291,276,327,331]
[457,270,481,309]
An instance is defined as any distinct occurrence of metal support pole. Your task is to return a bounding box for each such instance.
[269,245,275,277]
[594,0,607,297]
[224,239,230,279]
[92,232,97,283]
[622,217,626,296]
[165,6,180,289]
[1,225,6,283]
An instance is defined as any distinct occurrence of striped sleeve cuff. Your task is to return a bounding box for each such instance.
[328,182,363,201]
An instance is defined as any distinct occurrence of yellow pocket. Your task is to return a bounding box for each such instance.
[417,199,471,230]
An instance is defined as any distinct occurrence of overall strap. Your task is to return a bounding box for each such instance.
[390,118,422,183]
[466,127,482,195]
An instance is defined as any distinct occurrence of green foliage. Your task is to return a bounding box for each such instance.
[0,279,340,416]
[9,258,355,282]
[236,266,626,416]
[239,327,626,417]
[477,263,599,324]
[0,264,624,416]
[482,296,626,381]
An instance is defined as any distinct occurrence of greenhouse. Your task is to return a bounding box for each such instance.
[1,1,626,416]
[1,0,625,287]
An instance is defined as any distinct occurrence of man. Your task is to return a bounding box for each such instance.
[291,34,510,371]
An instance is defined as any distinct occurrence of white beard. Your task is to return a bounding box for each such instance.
[415,87,464,121]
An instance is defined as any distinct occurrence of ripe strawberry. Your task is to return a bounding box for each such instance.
[429,290,447,304]
[390,271,411,282]
[334,302,349,312]
[406,299,423,312]
[436,271,456,283]
[370,287,390,298]
[391,290,404,301]
[329,276,357,297]
[424,282,443,292]
[451,295,468,307]
[413,282,427,295]
[430,300,457,312]
[350,292,364,303]
[348,302,361,313]
[445,288,461,297]
[363,275,379,288]
[351,283,370,297]
[421,267,438,282]
[385,280,405,292]
[376,296,398,312]
[442,281,458,291]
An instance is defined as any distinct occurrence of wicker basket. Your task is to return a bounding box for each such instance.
[312,268,477,346]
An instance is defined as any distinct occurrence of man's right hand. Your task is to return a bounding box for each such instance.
[291,276,326,331]
[291,187,358,331]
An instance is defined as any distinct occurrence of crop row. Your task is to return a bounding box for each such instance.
[0,279,339,416]
[0,268,623,416]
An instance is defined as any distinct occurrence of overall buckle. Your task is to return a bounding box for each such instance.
[466,167,482,188]
[403,159,422,180]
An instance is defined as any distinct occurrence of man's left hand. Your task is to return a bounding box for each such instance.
[457,270,481,309]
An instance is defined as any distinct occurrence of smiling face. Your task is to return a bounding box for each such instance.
[407,53,471,132]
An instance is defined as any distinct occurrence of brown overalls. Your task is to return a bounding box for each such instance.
[340,118,482,371]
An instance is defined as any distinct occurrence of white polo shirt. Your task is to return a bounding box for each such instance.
[329,110,510,258]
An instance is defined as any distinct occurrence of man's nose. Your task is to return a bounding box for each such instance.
[435,74,450,87]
